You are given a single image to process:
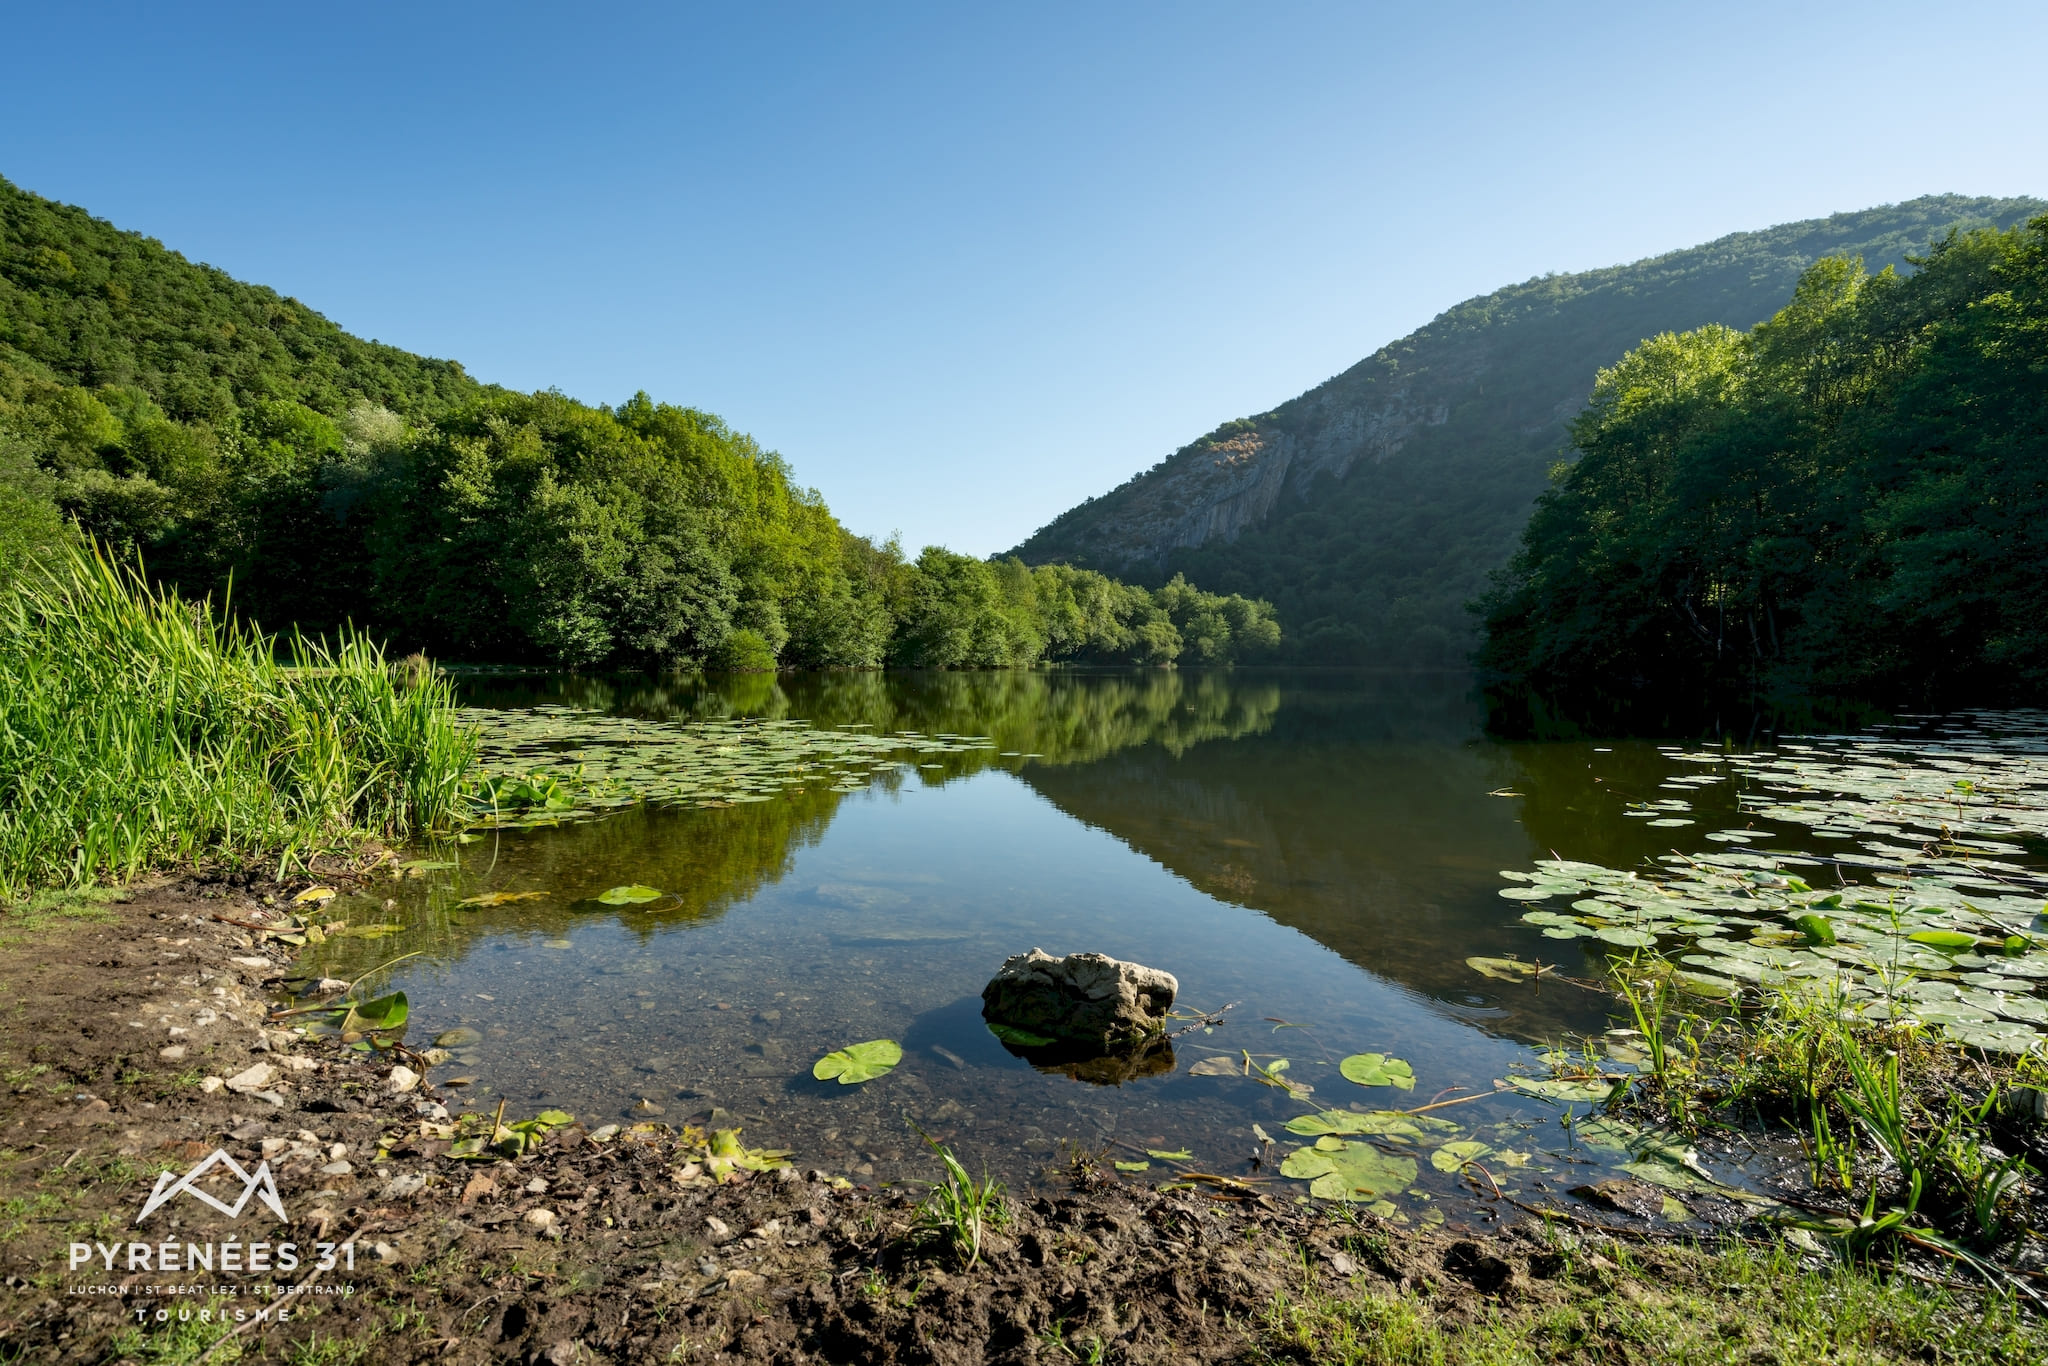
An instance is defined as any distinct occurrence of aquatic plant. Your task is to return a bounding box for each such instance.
[458,704,993,827]
[812,1039,903,1085]
[0,542,475,893]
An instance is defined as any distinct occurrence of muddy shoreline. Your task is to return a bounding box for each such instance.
[0,872,2037,1364]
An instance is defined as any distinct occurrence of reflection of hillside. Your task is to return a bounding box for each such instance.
[310,671,1283,984]
[1502,742,1725,873]
[457,669,1282,765]
[1013,674,1616,1038]
[307,790,850,986]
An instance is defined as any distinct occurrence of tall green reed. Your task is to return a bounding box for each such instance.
[0,542,475,893]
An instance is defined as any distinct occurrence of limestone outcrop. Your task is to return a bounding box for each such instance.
[981,948,1178,1048]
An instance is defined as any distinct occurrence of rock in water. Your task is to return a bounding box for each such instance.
[981,948,1178,1047]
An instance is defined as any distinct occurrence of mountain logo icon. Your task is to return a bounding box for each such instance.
[136,1150,288,1224]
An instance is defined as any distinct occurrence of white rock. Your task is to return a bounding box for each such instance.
[282,1055,319,1072]
[320,1160,353,1176]
[224,1062,277,1094]
[230,956,272,969]
[199,1077,224,1093]
[158,1045,187,1063]
[524,1207,556,1231]
[525,1176,550,1194]
[381,1172,429,1200]
[386,1065,420,1093]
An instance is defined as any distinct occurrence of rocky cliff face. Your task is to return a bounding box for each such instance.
[1019,347,1472,570]
[1011,197,2048,657]
[1081,372,1464,565]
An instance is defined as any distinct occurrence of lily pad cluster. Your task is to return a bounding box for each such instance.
[1498,716,2048,1053]
[458,707,996,828]
[1189,1048,1519,1213]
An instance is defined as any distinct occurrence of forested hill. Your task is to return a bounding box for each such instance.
[0,176,486,419]
[1010,195,2045,664]
[1480,213,2048,731]
[0,175,1277,670]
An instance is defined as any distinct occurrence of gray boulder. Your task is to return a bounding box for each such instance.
[981,948,1178,1047]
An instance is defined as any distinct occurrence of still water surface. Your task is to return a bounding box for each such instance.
[300,669,2013,1220]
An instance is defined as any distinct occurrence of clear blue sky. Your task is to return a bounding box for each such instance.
[4,2,2043,555]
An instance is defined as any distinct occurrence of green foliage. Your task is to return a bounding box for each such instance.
[909,1119,1010,1266]
[0,540,474,892]
[1016,196,2044,666]
[711,628,779,673]
[0,175,1276,670]
[0,174,480,420]
[1481,214,2048,728]
[1247,1237,2047,1365]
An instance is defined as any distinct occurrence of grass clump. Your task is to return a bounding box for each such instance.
[1588,959,2046,1293]
[910,1119,1010,1267]
[0,542,474,893]
[1248,1239,2047,1365]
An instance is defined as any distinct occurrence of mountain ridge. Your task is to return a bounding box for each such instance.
[1011,194,2046,662]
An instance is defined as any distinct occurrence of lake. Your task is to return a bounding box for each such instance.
[295,670,2048,1222]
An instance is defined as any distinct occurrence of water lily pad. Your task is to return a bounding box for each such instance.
[1280,1137,1419,1203]
[1792,913,1837,945]
[704,1127,794,1179]
[1284,1110,1430,1141]
[1467,957,1541,982]
[434,1027,482,1047]
[595,885,663,905]
[1337,1054,1416,1090]
[1186,1056,1241,1077]
[987,1023,1055,1048]
[1146,1148,1193,1160]
[1907,929,1977,950]
[1504,1075,1619,1103]
[343,991,408,1032]
[812,1039,903,1084]
[1430,1140,1493,1172]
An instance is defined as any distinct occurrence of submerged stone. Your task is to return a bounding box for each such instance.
[981,948,1177,1048]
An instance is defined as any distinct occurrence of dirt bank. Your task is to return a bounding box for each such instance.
[0,874,2038,1365]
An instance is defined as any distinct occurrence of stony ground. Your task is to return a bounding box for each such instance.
[0,873,2041,1365]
